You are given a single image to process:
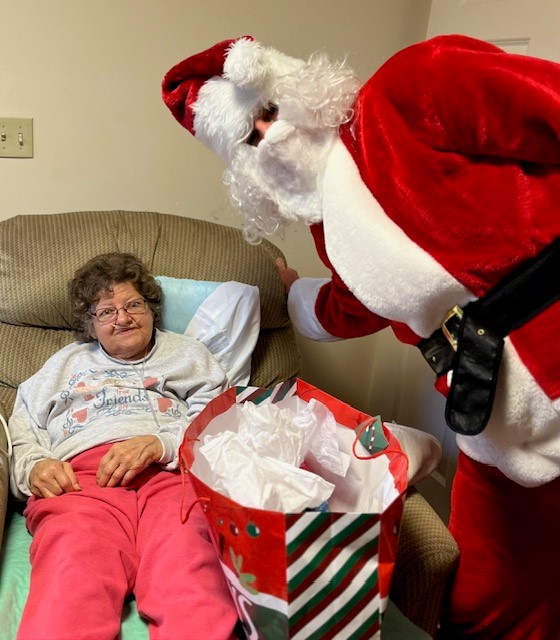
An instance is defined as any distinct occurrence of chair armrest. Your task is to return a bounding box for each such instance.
[0,401,9,551]
[390,487,459,637]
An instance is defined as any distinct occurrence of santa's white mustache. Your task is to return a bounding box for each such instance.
[255,119,324,194]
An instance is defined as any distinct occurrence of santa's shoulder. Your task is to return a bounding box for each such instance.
[372,34,504,80]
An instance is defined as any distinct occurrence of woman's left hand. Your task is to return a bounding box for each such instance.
[96,435,164,488]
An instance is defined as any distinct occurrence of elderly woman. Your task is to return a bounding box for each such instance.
[8,253,238,640]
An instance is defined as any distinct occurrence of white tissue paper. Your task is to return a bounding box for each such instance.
[198,398,350,512]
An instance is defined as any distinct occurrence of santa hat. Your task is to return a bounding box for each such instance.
[162,36,304,164]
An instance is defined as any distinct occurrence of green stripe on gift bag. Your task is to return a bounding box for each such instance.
[299,572,380,640]
[290,541,378,627]
[287,512,340,558]
[236,379,297,406]
[286,512,381,639]
[288,514,378,594]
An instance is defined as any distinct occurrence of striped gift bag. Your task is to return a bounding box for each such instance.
[180,379,408,639]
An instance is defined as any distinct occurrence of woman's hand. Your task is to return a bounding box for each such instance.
[29,458,82,499]
[276,258,300,295]
[96,435,164,488]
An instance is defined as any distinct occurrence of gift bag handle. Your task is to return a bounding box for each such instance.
[180,461,210,524]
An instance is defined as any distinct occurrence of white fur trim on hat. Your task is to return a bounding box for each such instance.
[193,77,264,165]
[191,37,306,165]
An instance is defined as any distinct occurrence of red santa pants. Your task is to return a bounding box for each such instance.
[443,452,560,640]
[18,443,238,640]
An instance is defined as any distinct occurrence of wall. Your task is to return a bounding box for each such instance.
[0,0,432,414]
[428,0,560,60]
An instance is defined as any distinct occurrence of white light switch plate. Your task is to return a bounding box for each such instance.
[0,118,34,158]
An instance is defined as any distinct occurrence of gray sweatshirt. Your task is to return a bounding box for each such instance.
[9,329,228,499]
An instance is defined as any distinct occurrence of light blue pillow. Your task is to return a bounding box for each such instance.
[155,276,222,334]
[155,276,261,386]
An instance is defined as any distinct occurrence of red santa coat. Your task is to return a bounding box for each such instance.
[288,35,560,488]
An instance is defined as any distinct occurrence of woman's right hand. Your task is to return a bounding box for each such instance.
[29,458,82,498]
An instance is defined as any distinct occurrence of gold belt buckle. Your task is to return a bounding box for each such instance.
[441,305,464,351]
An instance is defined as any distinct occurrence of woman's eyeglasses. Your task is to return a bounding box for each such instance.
[90,299,148,324]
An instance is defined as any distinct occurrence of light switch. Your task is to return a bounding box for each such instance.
[0,118,33,158]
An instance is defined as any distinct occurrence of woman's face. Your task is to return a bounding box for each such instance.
[90,281,154,361]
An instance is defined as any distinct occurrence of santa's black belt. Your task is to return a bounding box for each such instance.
[418,236,560,436]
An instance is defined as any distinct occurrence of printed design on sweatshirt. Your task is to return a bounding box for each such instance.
[60,368,184,438]
[59,370,97,405]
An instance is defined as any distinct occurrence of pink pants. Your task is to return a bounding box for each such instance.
[19,444,238,640]
[442,453,560,640]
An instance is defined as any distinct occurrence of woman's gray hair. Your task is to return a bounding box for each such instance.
[68,252,162,342]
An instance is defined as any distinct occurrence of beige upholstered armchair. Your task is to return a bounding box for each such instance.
[0,210,458,638]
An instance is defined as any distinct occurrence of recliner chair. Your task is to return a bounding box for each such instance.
[0,210,459,638]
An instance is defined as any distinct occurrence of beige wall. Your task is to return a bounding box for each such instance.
[0,0,431,413]
[428,0,560,61]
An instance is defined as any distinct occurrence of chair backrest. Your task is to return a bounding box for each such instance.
[0,210,302,416]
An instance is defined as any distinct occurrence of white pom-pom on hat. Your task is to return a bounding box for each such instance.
[223,37,268,89]
[224,37,304,94]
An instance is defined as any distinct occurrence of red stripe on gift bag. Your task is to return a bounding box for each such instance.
[286,513,380,639]
[308,581,381,640]
[269,378,298,403]
[289,537,377,634]
[288,515,378,601]
[236,386,274,404]
[293,553,377,630]
[237,379,298,406]
[287,512,343,565]
[292,559,380,639]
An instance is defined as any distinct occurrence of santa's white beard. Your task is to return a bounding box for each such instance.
[223,50,359,244]
[224,120,336,244]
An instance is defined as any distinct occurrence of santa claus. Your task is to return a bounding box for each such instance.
[162,35,560,639]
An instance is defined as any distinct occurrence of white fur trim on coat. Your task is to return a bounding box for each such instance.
[456,341,560,487]
[322,139,476,339]
[318,139,560,487]
[288,278,342,342]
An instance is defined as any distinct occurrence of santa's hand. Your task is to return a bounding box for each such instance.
[29,458,82,499]
[276,258,300,294]
[96,436,163,488]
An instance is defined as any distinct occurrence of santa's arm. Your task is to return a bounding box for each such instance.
[288,277,389,340]
[287,278,341,341]
[284,225,390,341]
[374,34,560,164]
